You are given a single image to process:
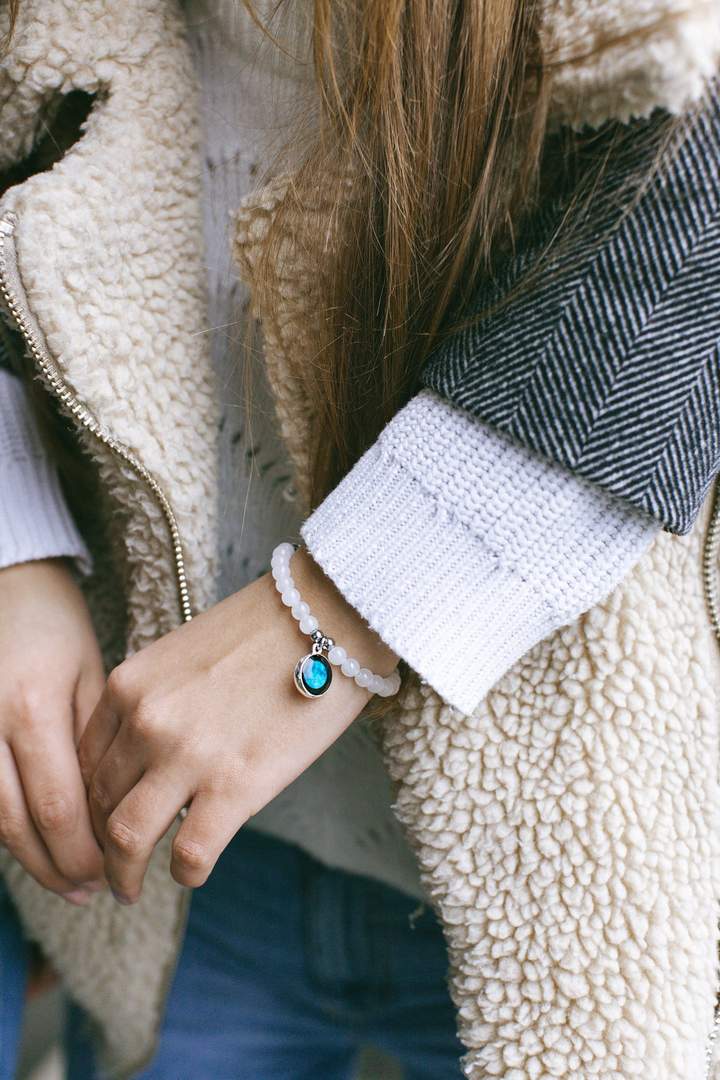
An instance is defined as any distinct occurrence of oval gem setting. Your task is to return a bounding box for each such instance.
[294,653,333,697]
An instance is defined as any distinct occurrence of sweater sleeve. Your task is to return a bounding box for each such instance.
[422,80,720,535]
[0,369,92,573]
[301,390,657,715]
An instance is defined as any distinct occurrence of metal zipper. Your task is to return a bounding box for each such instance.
[706,979,720,1080]
[703,479,720,643]
[0,212,193,624]
[703,480,720,1079]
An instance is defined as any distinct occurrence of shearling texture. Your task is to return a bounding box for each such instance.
[543,0,720,128]
[0,0,218,1075]
[234,170,720,1077]
[382,509,720,1079]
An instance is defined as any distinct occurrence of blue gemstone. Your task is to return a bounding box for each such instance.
[301,655,331,695]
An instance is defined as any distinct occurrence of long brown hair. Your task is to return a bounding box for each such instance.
[244,1,688,508]
[249,0,553,504]
[2,0,18,47]
[2,0,681,509]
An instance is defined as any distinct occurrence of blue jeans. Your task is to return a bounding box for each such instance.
[5,829,464,1079]
[0,878,29,1079]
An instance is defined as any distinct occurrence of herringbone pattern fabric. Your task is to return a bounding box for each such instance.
[422,80,720,534]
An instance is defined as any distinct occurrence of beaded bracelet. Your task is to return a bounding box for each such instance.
[271,542,402,700]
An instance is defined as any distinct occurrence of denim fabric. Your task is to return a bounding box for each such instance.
[0,878,29,1079]
[63,827,463,1079]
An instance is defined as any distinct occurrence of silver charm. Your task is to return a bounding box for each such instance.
[294,637,333,698]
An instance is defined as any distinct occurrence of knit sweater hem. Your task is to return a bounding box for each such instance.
[302,392,659,714]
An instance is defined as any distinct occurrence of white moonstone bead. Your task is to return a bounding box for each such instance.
[281,588,300,607]
[274,542,295,560]
[378,671,401,697]
[355,667,372,689]
[291,601,310,621]
[368,674,385,695]
[299,614,319,635]
[274,571,293,591]
[341,657,360,678]
[328,645,347,666]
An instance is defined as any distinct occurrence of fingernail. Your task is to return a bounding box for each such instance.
[110,888,133,906]
[62,888,94,907]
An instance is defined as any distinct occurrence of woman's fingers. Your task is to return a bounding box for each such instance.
[77,681,120,786]
[86,727,144,846]
[102,768,190,904]
[170,792,243,890]
[73,657,106,746]
[0,744,89,902]
[11,707,105,886]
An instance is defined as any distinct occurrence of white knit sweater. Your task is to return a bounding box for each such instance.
[0,0,658,900]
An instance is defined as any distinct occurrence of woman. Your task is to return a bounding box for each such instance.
[0,0,719,1077]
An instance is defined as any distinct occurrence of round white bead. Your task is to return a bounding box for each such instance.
[368,674,385,695]
[274,572,293,593]
[355,667,372,689]
[377,671,401,697]
[299,614,319,635]
[271,538,400,699]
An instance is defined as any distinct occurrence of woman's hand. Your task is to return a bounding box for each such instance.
[78,549,397,905]
[0,559,106,904]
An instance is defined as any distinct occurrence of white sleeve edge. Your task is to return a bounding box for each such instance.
[0,370,92,574]
[301,392,658,714]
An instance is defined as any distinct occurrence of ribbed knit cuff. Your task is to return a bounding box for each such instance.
[302,391,658,714]
[0,370,92,574]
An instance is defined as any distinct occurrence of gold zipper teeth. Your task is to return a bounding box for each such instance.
[707,992,720,1077]
[704,482,720,642]
[0,215,193,624]
[702,482,720,1078]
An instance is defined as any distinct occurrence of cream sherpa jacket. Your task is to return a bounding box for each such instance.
[0,1,719,1078]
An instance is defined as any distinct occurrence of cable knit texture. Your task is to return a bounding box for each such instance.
[0,2,719,1078]
[0,369,91,571]
[302,391,657,714]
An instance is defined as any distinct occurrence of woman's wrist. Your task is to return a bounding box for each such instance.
[78,546,400,902]
[285,547,399,679]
